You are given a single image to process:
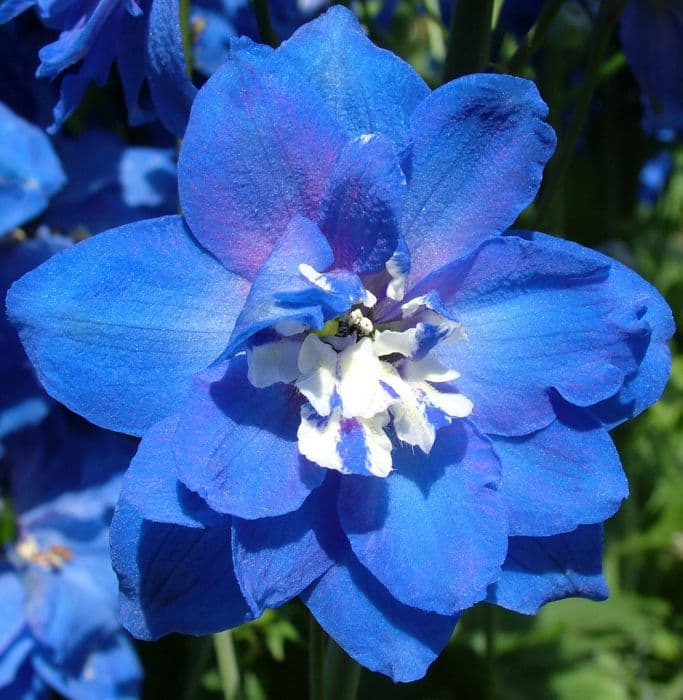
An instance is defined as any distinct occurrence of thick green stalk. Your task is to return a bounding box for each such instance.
[309,616,326,700]
[251,0,280,47]
[534,0,628,231]
[213,631,240,700]
[506,0,566,74]
[442,0,495,83]
[324,639,361,700]
[179,0,193,76]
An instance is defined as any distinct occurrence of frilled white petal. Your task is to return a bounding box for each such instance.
[247,339,301,388]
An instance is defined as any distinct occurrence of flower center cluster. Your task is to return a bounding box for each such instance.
[246,275,473,478]
[16,536,73,570]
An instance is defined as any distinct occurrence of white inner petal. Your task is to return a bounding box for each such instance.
[247,339,301,388]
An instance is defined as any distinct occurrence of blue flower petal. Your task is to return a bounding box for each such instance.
[318,134,405,275]
[0,567,28,670]
[491,400,627,537]
[0,102,65,236]
[509,230,675,429]
[121,415,224,529]
[232,475,342,615]
[487,525,608,615]
[279,6,429,152]
[174,357,325,519]
[179,37,346,279]
[0,635,34,689]
[111,498,251,640]
[145,0,198,137]
[302,547,458,683]
[401,74,556,282]
[426,235,651,436]
[339,421,506,615]
[7,215,249,436]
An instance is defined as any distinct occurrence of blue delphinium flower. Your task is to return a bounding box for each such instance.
[7,6,674,682]
[0,103,64,238]
[0,413,142,698]
[0,0,195,135]
[639,147,674,205]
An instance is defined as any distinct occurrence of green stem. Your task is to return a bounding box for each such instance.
[251,0,280,47]
[179,0,193,76]
[442,0,495,83]
[506,0,566,74]
[484,606,497,700]
[309,616,326,700]
[534,0,627,231]
[324,639,361,700]
[180,637,214,700]
[213,631,240,700]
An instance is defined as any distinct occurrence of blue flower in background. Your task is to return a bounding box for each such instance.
[0,103,64,239]
[0,413,141,699]
[639,148,674,205]
[0,0,195,135]
[7,6,674,682]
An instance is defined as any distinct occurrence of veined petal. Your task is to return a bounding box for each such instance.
[179,38,346,279]
[110,498,251,640]
[491,400,628,537]
[402,74,556,283]
[279,6,429,153]
[7,216,249,436]
[302,547,458,683]
[174,358,325,519]
[339,421,506,615]
[426,235,651,436]
[487,525,608,615]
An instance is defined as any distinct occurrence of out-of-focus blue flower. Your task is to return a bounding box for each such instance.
[0,103,64,238]
[0,0,195,136]
[43,129,177,236]
[7,7,674,682]
[639,148,674,205]
[0,412,141,699]
[620,0,683,134]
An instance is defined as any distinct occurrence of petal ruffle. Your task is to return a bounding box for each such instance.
[401,74,555,282]
[7,215,249,436]
[487,525,608,615]
[302,547,458,683]
[427,235,650,436]
[174,357,325,519]
[338,421,506,615]
[110,498,251,640]
[491,400,627,537]
[178,38,346,279]
[279,6,429,153]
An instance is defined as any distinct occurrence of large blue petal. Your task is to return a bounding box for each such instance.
[508,230,675,428]
[7,215,249,436]
[491,400,627,537]
[111,498,251,640]
[620,1,683,133]
[279,6,429,153]
[174,357,325,519]
[339,421,506,616]
[318,134,405,275]
[0,567,28,672]
[179,38,346,279]
[302,547,458,683]
[401,74,555,282]
[145,0,198,137]
[232,475,341,615]
[121,415,224,529]
[0,102,65,236]
[487,525,608,614]
[425,234,651,436]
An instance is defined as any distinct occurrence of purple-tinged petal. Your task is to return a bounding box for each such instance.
[145,0,198,137]
[487,525,608,615]
[339,421,506,615]
[302,547,458,683]
[491,400,627,537]
[174,357,325,519]
[121,415,223,529]
[401,74,556,282]
[110,498,251,640]
[318,134,406,275]
[232,475,342,615]
[279,6,429,152]
[426,235,650,436]
[7,215,249,436]
[179,38,346,279]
